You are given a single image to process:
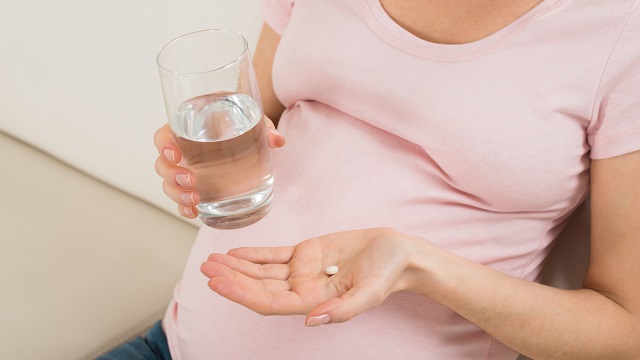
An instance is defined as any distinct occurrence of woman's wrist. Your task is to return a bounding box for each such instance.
[368,227,466,300]
[398,233,463,297]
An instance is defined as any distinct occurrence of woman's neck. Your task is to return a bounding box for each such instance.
[379,0,545,44]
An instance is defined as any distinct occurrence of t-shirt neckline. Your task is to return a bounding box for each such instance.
[361,0,567,62]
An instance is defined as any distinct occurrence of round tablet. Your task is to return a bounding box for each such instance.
[325,265,339,275]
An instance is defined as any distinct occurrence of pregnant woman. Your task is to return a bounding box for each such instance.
[148,1,640,359]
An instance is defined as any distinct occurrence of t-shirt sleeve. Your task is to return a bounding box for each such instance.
[587,5,640,160]
[260,0,295,36]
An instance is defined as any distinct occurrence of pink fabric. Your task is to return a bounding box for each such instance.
[164,1,640,359]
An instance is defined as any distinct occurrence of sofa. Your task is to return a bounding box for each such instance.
[0,131,198,359]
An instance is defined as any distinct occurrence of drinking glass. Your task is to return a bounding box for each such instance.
[157,29,273,230]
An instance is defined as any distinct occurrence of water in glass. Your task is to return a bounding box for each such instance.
[172,92,273,229]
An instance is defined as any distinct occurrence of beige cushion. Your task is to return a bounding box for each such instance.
[0,132,197,360]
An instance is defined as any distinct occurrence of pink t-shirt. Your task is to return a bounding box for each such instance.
[164,1,640,359]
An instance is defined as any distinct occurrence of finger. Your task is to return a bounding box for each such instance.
[162,181,200,207]
[228,246,295,265]
[264,117,286,148]
[305,282,387,326]
[154,124,182,164]
[201,259,289,290]
[154,157,197,189]
[178,205,198,219]
[202,261,306,315]
[206,253,290,280]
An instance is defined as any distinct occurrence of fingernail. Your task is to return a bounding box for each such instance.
[269,129,286,147]
[181,192,195,205]
[305,314,330,327]
[164,149,176,163]
[183,207,195,217]
[176,174,192,187]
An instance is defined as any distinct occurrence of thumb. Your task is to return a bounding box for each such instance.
[305,284,386,327]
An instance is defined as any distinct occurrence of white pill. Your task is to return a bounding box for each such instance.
[325,265,339,275]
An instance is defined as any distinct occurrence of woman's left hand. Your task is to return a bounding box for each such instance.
[200,228,423,326]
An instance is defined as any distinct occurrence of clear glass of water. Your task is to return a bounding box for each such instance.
[157,29,273,230]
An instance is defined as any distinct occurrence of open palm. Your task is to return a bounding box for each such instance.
[200,228,413,324]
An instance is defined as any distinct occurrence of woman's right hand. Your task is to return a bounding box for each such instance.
[153,118,286,219]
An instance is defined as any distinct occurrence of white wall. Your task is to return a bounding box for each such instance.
[0,0,263,222]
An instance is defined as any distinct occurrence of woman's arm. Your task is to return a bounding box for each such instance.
[254,23,285,126]
[404,150,640,359]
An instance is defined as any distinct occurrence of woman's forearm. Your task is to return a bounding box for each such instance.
[404,237,640,359]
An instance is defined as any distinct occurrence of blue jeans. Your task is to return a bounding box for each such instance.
[97,321,171,360]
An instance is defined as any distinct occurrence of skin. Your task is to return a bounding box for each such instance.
[155,2,640,358]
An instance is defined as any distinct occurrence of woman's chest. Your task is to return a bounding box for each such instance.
[273,0,604,211]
